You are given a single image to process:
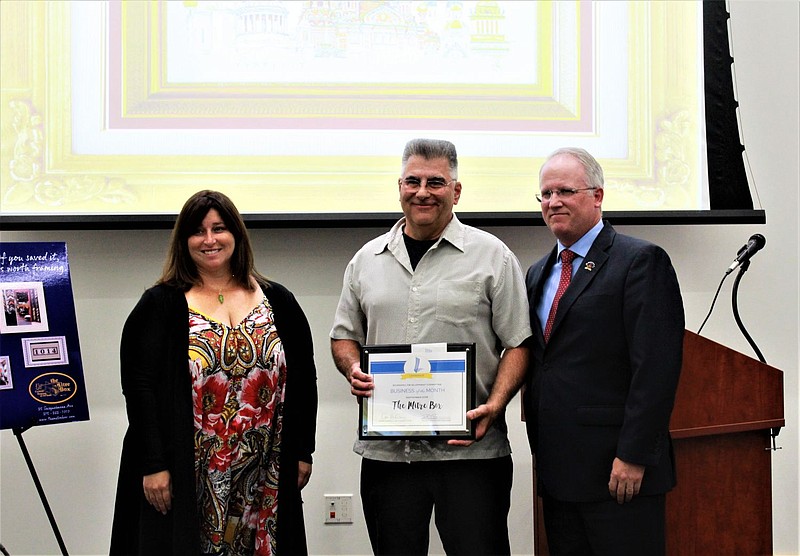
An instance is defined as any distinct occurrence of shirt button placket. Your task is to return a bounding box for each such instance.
[408,280,421,341]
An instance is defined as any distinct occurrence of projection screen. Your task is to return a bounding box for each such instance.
[0,1,764,228]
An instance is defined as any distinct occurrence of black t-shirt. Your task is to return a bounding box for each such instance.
[403,233,437,270]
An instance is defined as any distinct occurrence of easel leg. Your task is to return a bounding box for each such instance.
[12,427,69,556]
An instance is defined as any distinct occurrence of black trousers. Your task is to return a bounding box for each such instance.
[541,489,666,556]
[360,456,513,555]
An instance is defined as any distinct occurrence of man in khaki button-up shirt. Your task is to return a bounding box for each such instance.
[330,138,531,555]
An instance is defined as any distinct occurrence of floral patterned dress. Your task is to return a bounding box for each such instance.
[188,298,286,556]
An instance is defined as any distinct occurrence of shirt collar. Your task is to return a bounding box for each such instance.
[557,219,603,259]
[380,214,466,254]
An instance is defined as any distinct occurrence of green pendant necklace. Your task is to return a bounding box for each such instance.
[208,275,233,304]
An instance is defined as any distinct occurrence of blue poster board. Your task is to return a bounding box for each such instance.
[0,242,90,430]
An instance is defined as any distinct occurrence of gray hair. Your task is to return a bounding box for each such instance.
[540,147,604,189]
[401,138,458,180]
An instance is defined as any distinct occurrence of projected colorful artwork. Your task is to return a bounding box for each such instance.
[0,1,706,219]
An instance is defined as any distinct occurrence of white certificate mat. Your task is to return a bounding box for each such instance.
[359,343,476,440]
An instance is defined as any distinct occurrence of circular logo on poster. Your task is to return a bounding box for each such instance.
[29,372,78,404]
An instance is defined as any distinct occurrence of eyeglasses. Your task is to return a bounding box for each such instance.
[400,177,455,191]
[536,187,596,203]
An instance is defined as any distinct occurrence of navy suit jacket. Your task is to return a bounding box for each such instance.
[523,221,684,502]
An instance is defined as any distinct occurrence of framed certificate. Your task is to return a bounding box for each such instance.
[359,343,476,440]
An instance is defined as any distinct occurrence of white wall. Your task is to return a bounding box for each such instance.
[1,1,797,554]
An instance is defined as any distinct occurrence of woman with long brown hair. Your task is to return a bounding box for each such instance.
[111,190,317,555]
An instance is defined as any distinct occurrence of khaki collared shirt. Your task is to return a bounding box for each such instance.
[331,215,532,462]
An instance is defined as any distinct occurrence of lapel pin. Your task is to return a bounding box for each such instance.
[584,261,595,272]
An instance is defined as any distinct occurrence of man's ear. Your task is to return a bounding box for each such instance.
[593,186,604,208]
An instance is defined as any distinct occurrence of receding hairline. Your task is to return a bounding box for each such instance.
[539,147,604,190]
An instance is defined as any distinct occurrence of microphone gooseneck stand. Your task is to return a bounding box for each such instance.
[698,251,779,450]
[731,260,766,365]
[730,260,781,450]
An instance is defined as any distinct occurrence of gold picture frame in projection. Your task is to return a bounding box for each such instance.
[0,1,704,221]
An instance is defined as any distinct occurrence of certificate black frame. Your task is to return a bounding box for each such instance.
[358,343,476,440]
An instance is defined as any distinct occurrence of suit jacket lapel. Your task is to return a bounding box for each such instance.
[530,249,557,297]
[548,222,615,342]
[529,248,558,344]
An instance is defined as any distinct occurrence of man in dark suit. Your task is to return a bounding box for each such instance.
[523,147,684,555]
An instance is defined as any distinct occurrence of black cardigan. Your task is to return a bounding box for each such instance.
[110,280,317,555]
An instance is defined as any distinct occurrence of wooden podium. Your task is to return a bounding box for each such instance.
[532,331,785,555]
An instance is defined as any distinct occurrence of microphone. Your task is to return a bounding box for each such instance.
[726,234,766,274]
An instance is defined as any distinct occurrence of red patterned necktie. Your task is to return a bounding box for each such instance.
[544,249,575,343]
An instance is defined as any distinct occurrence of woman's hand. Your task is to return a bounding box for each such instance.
[298,461,312,490]
[143,470,172,515]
